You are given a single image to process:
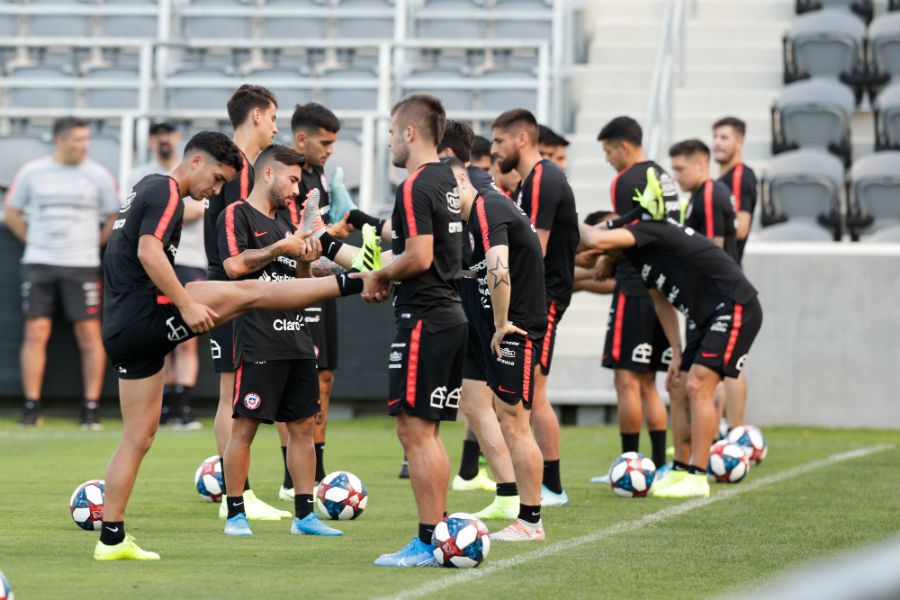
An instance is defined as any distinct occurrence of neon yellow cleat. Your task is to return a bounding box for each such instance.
[451,468,496,492]
[244,490,291,519]
[650,469,686,495]
[94,534,160,561]
[652,472,710,498]
[352,224,382,272]
[632,166,666,220]
[473,495,519,520]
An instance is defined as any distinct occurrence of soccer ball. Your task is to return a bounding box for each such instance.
[432,513,490,568]
[726,425,768,465]
[0,570,13,600]
[195,455,224,502]
[316,471,367,520]
[707,441,750,483]
[69,480,105,531]
[608,451,657,497]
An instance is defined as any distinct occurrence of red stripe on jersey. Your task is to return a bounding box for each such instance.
[723,304,743,366]
[475,195,491,251]
[232,360,243,408]
[732,163,744,212]
[610,167,626,213]
[286,198,299,226]
[224,200,245,257]
[156,295,172,305]
[153,178,181,240]
[405,320,424,407]
[402,165,426,237]
[239,153,250,199]
[703,179,714,238]
[522,338,533,401]
[541,300,557,367]
[612,291,626,362]
[529,162,544,226]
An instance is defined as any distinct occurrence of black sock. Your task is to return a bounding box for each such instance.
[294,493,314,520]
[177,385,194,419]
[418,523,436,545]
[688,464,707,475]
[672,460,690,472]
[83,397,99,410]
[334,269,363,297]
[496,481,518,497]
[170,385,184,420]
[620,432,640,453]
[458,439,480,480]
[281,446,293,489]
[161,385,174,422]
[543,460,562,494]
[347,209,382,230]
[226,495,245,519]
[319,231,344,261]
[219,457,227,494]
[314,443,326,483]
[99,520,125,545]
[244,476,251,492]
[518,503,541,524]
[649,429,667,468]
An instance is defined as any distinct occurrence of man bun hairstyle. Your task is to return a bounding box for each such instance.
[184,131,244,171]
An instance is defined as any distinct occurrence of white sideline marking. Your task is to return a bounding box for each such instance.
[377,444,895,600]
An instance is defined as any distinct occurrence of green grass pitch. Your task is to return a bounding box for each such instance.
[1,416,898,599]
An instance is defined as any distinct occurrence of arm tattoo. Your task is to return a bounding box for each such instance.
[488,256,510,288]
[241,245,279,272]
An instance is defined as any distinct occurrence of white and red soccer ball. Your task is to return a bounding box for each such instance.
[707,441,750,483]
[726,425,768,465]
[69,479,105,531]
[432,513,491,568]
[0,570,12,600]
[195,455,224,502]
[608,451,657,497]
[316,471,368,520]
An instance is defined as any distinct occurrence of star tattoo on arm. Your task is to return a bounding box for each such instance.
[488,256,510,288]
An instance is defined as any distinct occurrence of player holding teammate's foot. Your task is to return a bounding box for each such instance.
[219,145,341,539]
[578,176,763,499]
[444,158,548,541]
[94,133,365,560]
[491,109,579,506]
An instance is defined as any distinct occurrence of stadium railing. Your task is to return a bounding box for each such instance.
[643,0,686,160]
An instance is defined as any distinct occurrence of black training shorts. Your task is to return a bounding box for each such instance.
[104,301,194,379]
[304,298,339,371]
[602,289,671,373]
[232,358,320,424]
[21,264,102,321]
[681,297,763,379]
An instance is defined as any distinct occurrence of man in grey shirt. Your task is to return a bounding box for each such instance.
[4,117,120,428]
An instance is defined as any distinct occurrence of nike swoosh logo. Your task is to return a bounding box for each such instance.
[234,502,244,507]
[105,526,119,532]
[701,352,718,358]
[328,242,336,254]
[388,399,401,406]
[254,231,268,237]
[531,512,540,517]
[497,385,515,394]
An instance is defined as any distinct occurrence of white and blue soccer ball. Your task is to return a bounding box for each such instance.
[0,570,13,600]
[316,471,367,520]
[194,455,224,502]
[707,441,750,483]
[69,479,105,531]
[609,452,657,497]
[432,513,490,568]
[726,425,768,465]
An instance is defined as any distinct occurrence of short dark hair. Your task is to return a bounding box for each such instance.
[597,116,642,147]
[440,155,467,174]
[52,117,88,139]
[184,131,243,171]
[492,109,539,142]
[438,120,475,163]
[712,116,746,137]
[539,124,569,147]
[291,103,340,134]
[226,84,278,129]
[471,135,492,161]
[391,93,446,144]
[669,138,710,159]
[584,210,614,226]
[149,121,177,136]
[255,143,306,173]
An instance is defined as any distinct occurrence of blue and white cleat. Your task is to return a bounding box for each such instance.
[373,537,438,567]
[654,462,673,482]
[541,485,569,506]
[224,513,253,536]
[328,166,358,224]
[291,513,343,536]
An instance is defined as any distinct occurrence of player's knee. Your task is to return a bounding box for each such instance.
[23,323,52,345]
[685,373,709,401]
[614,370,640,395]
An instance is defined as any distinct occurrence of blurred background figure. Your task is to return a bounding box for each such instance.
[538,124,570,171]
[470,135,493,172]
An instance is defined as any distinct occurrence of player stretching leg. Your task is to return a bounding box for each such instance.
[95,133,366,560]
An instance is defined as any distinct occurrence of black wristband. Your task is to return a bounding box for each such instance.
[319,231,344,261]
[334,269,363,297]
[347,209,383,230]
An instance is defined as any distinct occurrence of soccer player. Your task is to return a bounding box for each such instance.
[95,131,364,560]
[443,157,547,541]
[218,144,341,538]
[5,117,119,429]
[470,135,493,172]
[203,85,289,520]
[713,116,757,429]
[578,182,763,499]
[591,117,675,481]
[355,94,468,567]
[538,124,570,171]
[491,109,578,506]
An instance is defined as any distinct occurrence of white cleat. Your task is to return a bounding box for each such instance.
[489,519,545,542]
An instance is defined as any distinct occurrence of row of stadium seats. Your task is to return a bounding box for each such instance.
[794,0,900,24]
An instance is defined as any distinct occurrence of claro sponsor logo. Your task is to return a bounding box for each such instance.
[273,316,305,331]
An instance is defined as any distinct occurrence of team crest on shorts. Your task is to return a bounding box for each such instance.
[243,393,262,410]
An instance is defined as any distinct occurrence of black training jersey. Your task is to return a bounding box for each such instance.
[391,161,466,332]
[205,149,253,281]
[684,179,739,263]
[467,165,496,195]
[718,163,757,263]
[467,189,547,338]
[621,219,757,325]
[610,160,678,295]
[103,174,184,339]
[283,165,332,227]
[513,159,578,309]
[217,200,316,362]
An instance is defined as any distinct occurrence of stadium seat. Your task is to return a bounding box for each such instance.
[403,68,472,110]
[184,14,252,39]
[783,10,867,98]
[165,67,234,110]
[760,148,845,239]
[0,14,18,37]
[480,67,537,113]
[861,223,900,242]
[261,16,326,39]
[848,151,900,237]
[28,14,93,37]
[0,134,52,188]
[89,136,121,176]
[83,66,141,109]
[100,14,158,38]
[494,18,552,40]
[771,78,854,164]
[867,12,900,93]
[752,220,836,241]
[795,0,873,24]
[7,66,76,109]
[418,16,487,38]
[334,15,395,39]
[320,67,378,110]
[330,138,363,191]
[874,81,900,150]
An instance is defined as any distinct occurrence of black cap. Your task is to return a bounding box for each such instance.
[149,120,177,135]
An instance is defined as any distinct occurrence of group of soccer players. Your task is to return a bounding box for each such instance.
[91,82,763,565]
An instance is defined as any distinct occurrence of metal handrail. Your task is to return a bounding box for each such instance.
[644,0,685,160]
